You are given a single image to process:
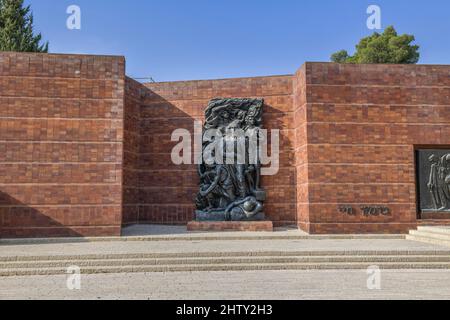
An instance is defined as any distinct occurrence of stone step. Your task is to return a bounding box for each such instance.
[406,234,450,248]
[1,262,450,277]
[2,250,450,262]
[417,226,450,235]
[418,219,450,226]
[0,234,406,245]
[2,255,450,269]
[410,230,450,241]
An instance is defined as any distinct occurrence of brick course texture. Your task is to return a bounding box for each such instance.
[298,63,450,234]
[0,52,125,237]
[139,76,296,227]
[1,52,449,237]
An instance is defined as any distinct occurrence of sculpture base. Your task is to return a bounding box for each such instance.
[194,210,266,222]
[187,221,273,232]
[421,211,450,219]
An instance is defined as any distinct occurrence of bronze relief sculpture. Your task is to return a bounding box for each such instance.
[195,98,266,221]
[427,153,450,211]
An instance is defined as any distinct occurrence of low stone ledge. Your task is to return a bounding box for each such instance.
[420,212,450,220]
[187,221,274,232]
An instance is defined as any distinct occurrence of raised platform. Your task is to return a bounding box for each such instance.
[421,212,450,220]
[407,226,450,247]
[418,219,450,226]
[187,221,274,232]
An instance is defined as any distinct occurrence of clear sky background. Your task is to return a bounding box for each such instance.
[27,0,450,82]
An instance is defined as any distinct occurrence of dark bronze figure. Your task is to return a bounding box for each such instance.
[427,153,450,211]
[417,150,450,213]
[195,98,266,221]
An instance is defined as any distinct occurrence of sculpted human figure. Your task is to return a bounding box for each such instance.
[442,154,450,202]
[224,196,263,221]
[196,163,217,210]
[199,164,235,210]
[225,110,246,131]
[195,98,266,221]
[428,154,442,209]
[245,164,261,194]
[428,153,450,211]
[205,104,231,129]
[437,154,450,210]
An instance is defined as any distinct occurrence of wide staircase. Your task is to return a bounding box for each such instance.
[1,249,450,276]
[1,226,450,276]
[407,226,450,247]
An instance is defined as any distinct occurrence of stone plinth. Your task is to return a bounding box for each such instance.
[187,221,274,232]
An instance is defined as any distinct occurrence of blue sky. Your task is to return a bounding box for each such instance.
[27,0,450,82]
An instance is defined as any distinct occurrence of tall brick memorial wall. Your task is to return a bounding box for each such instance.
[299,63,450,233]
[293,65,310,232]
[1,52,449,237]
[122,77,144,225]
[139,76,297,226]
[0,52,125,237]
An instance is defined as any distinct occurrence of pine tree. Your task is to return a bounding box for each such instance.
[0,0,48,52]
[331,26,419,64]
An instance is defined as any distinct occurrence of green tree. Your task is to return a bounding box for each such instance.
[330,50,350,64]
[0,0,48,52]
[331,26,419,64]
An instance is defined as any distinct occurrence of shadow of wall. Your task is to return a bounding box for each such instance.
[128,76,297,227]
[122,77,144,225]
[0,52,124,238]
[0,191,85,238]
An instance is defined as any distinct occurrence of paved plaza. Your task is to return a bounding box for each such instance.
[1,226,449,299]
[0,237,446,258]
[1,269,450,300]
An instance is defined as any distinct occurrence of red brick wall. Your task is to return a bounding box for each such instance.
[139,76,297,226]
[128,63,450,233]
[302,62,450,234]
[2,52,449,237]
[122,77,144,225]
[294,65,310,231]
[0,52,125,238]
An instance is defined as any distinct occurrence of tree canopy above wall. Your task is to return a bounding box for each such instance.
[331,26,419,64]
[0,0,48,52]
